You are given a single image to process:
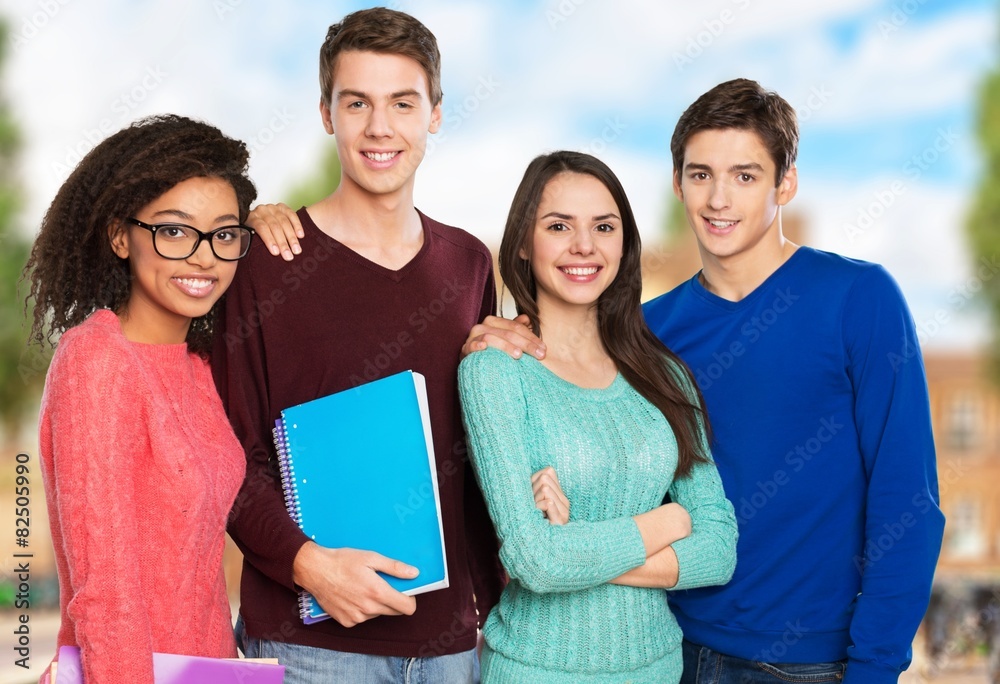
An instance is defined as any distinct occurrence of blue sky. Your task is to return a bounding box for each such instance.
[2,0,997,347]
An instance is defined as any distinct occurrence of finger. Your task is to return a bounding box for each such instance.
[475,316,546,359]
[460,336,490,359]
[479,333,526,360]
[547,498,569,525]
[251,216,292,259]
[377,587,418,616]
[275,206,304,255]
[530,466,556,484]
[374,557,419,580]
[536,497,566,525]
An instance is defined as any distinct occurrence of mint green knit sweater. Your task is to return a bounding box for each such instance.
[458,348,737,683]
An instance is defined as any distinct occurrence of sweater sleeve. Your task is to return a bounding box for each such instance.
[667,458,737,590]
[666,361,738,591]
[840,266,945,684]
[212,250,309,591]
[461,266,506,624]
[458,349,647,594]
[46,338,155,682]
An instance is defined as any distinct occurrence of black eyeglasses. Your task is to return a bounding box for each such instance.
[127,218,255,261]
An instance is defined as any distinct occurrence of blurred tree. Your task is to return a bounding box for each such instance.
[967,49,1000,376]
[663,191,687,239]
[0,19,47,440]
[283,144,341,209]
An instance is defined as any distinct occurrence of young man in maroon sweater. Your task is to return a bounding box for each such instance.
[211,8,504,683]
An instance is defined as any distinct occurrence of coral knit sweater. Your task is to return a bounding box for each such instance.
[38,309,245,683]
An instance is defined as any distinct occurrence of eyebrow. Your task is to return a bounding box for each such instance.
[684,162,766,174]
[150,209,241,224]
[337,88,423,101]
[539,211,621,221]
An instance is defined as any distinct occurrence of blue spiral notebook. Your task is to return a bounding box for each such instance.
[273,370,449,625]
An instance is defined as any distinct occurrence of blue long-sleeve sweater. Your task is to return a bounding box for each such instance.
[642,246,945,684]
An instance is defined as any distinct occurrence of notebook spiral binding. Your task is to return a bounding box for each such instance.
[273,421,303,527]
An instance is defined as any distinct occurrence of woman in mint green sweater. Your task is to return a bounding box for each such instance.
[458,151,737,683]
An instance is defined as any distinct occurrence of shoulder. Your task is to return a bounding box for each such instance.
[421,211,493,266]
[459,348,536,400]
[794,247,897,294]
[45,311,134,398]
[459,346,526,381]
[643,274,697,319]
[52,310,129,368]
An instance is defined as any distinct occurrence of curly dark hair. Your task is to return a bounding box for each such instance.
[23,114,256,355]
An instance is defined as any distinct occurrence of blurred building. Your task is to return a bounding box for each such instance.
[926,352,1000,581]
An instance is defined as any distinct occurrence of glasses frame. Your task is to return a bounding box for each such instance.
[126,217,255,262]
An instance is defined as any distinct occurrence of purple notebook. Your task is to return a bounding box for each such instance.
[55,645,284,683]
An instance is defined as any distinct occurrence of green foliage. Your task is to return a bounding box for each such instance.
[283,144,341,209]
[0,18,47,438]
[664,191,687,239]
[967,52,1000,376]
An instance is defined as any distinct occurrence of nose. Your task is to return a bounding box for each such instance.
[366,104,394,138]
[570,228,595,256]
[708,180,730,211]
[186,236,218,267]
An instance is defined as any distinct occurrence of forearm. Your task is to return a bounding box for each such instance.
[227,458,310,590]
[610,546,679,589]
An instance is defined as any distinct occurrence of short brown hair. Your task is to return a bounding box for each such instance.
[319,8,442,107]
[671,78,798,186]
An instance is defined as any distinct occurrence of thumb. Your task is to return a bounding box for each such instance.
[370,554,419,579]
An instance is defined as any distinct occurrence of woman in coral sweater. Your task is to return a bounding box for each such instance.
[25,115,257,683]
[459,151,738,683]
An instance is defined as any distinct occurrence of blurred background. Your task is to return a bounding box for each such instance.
[1,1,998,681]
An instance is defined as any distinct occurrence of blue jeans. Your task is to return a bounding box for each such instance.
[235,616,480,684]
[681,640,846,683]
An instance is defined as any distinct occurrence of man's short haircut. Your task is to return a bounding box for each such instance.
[319,7,442,107]
[671,78,799,186]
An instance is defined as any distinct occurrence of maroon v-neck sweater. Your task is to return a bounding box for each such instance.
[212,208,504,656]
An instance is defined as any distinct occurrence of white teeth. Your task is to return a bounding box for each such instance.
[709,219,736,228]
[364,151,397,162]
[562,267,598,276]
[175,278,212,290]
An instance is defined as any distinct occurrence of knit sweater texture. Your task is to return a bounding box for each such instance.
[212,208,506,656]
[458,348,737,683]
[38,309,245,683]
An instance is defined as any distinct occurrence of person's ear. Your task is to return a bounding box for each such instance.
[672,170,683,202]
[109,221,129,259]
[428,101,442,134]
[776,165,798,206]
[320,99,334,135]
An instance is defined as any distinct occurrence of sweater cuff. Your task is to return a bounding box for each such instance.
[843,657,904,684]
[669,533,735,591]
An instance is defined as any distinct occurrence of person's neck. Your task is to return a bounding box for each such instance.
[309,180,423,269]
[536,303,616,388]
[116,298,191,345]
[699,234,799,302]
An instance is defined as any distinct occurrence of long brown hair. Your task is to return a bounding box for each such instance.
[499,151,712,477]
[23,114,256,355]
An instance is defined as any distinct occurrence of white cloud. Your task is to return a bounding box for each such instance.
[1,0,994,349]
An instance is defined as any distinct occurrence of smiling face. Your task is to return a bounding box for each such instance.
[523,172,624,315]
[320,50,442,200]
[110,176,240,343]
[674,127,797,271]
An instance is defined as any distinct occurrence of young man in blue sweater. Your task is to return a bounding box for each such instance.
[465,78,945,684]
